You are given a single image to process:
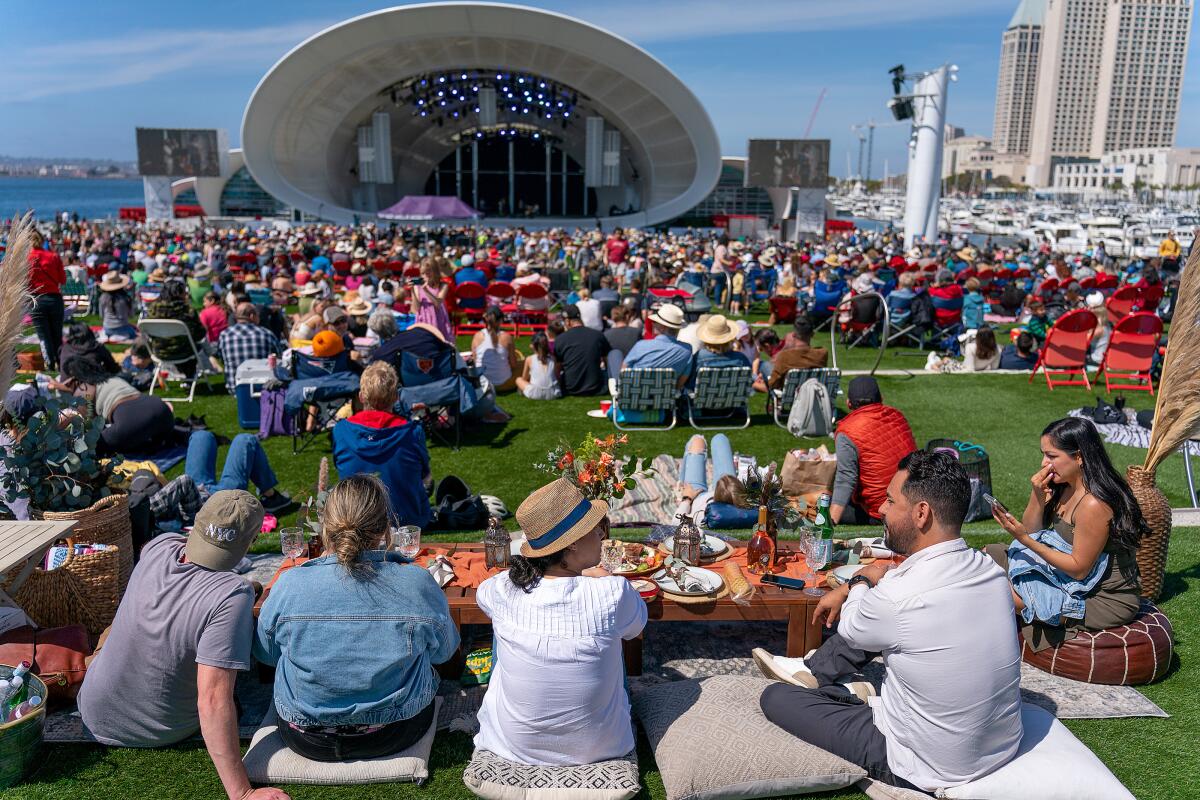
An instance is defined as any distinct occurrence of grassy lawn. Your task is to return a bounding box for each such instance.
[7,325,1197,799]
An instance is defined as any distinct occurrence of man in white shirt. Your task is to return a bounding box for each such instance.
[753,450,1023,794]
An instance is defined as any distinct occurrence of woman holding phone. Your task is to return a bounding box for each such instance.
[986,417,1146,650]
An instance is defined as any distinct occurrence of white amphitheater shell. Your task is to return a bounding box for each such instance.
[241,2,721,227]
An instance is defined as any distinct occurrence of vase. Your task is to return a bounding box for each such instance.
[1126,465,1171,601]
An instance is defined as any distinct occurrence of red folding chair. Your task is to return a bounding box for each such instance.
[403,265,421,279]
[1137,283,1164,313]
[511,283,549,335]
[1012,267,1030,280]
[487,281,516,307]
[1097,312,1162,395]
[1078,276,1097,290]
[1030,308,1098,390]
[454,282,487,335]
[1095,273,1119,291]
[387,260,406,277]
[1036,277,1059,299]
[1105,285,1139,323]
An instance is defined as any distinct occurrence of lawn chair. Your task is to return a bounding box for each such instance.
[511,284,549,335]
[929,289,964,344]
[1137,283,1165,314]
[1105,285,1139,323]
[1097,312,1162,395]
[768,295,799,325]
[375,328,482,450]
[811,280,846,330]
[885,291,920,347]
[454,282,487,335]
[1029,308,1098,390]
[612,368,680,431]
[839,292,885,349]
[686,366,753,430]
[770,368,842,429]
[284,350,360,453]
[139,319,220,403]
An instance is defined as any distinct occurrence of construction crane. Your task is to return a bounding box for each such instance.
[849,119,907,183]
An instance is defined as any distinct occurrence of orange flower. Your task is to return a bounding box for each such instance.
[579,469,593,483]
[557,452,574,470]
[599,452,614,465]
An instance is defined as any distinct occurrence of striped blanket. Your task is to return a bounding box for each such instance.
[1067,407,1200,456]
[610,454,682,527]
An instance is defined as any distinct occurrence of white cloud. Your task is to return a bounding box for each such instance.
[0,19,334,102]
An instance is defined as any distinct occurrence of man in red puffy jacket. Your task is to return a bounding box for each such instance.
[831,376,916,524]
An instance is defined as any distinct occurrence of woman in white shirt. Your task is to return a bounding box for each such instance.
[576,287,604,331]
[474,479,647,766]
[515,332,561,400]
[471,306,519,392]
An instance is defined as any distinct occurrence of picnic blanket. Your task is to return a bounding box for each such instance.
[1068,407,1200,456]
[609,454,682,527]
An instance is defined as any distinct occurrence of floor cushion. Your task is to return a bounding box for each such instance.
[1021,601,1173,685]
[463,748,640,800]
[631,675,865,800]
[938,703,1134,799]
[242,698,440,786]
[857,779,931,800]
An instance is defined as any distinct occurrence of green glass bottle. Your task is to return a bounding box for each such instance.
[814,493,835,568]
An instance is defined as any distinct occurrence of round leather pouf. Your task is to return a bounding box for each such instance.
[1021,602,1174,686]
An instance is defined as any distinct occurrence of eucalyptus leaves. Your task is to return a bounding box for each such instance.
[1,393,118,512]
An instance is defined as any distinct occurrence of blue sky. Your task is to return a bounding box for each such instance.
[3,0,1199,178]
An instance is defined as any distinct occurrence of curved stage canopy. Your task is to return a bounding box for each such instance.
[241,2,721,226]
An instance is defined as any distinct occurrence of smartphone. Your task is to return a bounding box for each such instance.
[761,574,807,591]
[983,492,1011,518]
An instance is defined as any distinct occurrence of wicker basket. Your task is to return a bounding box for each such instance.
[5,546,121,636]
[925,439,992,492]
[0,668,47,790]
[1126,465,1171,601]
[35,493,132,596]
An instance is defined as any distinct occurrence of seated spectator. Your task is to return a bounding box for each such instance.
[1086,293,1111,366]
[255,475,457,763]
[456,255,488,290]
[1062,281,1085,311]
[676,313,707,354]
[751,328,781,393]
[333,362,432,527]
[98,271,137,339]
[59,321,120,379]
[886,272,918,324]
[767,283,799,326]
[366,308,397,344]
[474,478,647,765]
[831,376,916,525]
[604,305,642,359]
[516,333,561,400]
[308,330,363,375]
[962,325,1000,371]
[184,430,296,515]
[576,287,604,331]
[754,451,1023,794]
[65,360,176,457]
[121,343,156,391]
[811,269,847,321]
[78,491,291,800]
[219,303,282,392]
[767,316,828,392]
[999,331,1040,370]
[1023,298,1050,343]
[621,304,691,388]
[593,275,621,320]
[345,299,372,339]
[554,305,611,396]
[928,268,965,328]
[199,292,230,343]
[147,280,207,353]
[690,315,751,389]
[471,306,519,393]
[674,433,743,526]
[962,277,985,330]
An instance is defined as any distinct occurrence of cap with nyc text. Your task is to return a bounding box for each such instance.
[185,490,265,572]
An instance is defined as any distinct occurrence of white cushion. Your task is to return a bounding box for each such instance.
[938,703,1134,800]
[463,748,640,800]
[858,778,931,800]
[242,698,440,786]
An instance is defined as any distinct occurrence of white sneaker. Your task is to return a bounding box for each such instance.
[751,648,819,688]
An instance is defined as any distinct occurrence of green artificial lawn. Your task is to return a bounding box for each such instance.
[7,325,1198,799]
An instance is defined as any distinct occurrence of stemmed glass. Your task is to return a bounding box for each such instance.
[798,529,826,597]
[280,527,307,563]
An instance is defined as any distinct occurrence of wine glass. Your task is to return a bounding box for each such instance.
[393,525,422,560]
[601,539,624,573]
[799,532,826,597]
[280,527,306,562]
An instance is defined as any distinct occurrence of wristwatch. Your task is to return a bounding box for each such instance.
[846,574,875,592]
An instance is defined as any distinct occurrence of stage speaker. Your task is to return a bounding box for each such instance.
[585,117,605,187]
[478,87,497,127]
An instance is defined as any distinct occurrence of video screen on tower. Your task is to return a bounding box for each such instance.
[745,139,830,188]
[136,128,223,177]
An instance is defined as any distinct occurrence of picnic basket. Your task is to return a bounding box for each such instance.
[0,667,48,789]
[925,439,992,492]
[35,493,133,596]
[4,544,121,636]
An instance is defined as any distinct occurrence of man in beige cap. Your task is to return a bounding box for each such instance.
[78,491,289,800]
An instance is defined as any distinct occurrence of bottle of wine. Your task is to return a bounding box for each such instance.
[746,505,775,576]
[814,493,835,569]
[7,695,41,723]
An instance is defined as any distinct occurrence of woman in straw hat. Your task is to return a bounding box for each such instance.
[689,314,751,391]
[98,270,137,339]
[474,478,647,766]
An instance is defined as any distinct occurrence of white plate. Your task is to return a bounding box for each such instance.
[586,409,609,418]
[830,564,866,586]
[662,534,728,558]
[652,566,724,596]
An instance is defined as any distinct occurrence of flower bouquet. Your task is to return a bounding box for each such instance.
[539,432,654,502]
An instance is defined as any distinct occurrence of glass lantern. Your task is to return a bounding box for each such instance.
[483,516,510,569]
[672,512,703,566]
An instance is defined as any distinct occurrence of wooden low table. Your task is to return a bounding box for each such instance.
[254,543,824,678]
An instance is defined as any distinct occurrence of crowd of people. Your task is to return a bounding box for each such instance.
[2,214,1176,798]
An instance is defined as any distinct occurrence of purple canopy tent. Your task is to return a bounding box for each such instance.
[377,195,481,220]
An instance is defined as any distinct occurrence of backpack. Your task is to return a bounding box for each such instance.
[258,387,295,439]
[786,378,833,438]
[425,475,490,532]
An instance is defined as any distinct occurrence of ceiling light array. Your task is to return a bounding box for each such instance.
[387,70,581,131]
[450,123,552,144]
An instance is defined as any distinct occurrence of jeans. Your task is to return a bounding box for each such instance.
[759,633,929,794]
[680,433,735,492]
[30,294,64,370]
[185,431,278,494]
[708,273,727,307]
[103,323,138,339]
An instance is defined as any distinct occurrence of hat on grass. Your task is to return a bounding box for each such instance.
[698,314,739,346]
[648,303,684,330]
[516,478,609,558]
[186,490,264,571]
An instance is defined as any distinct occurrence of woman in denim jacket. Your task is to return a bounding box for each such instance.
[254,474,459,761]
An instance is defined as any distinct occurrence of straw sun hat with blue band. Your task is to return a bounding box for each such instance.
[516,478,609,558]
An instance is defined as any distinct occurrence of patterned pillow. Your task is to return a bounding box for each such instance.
[463,748,640,800]
[631,675,865,800]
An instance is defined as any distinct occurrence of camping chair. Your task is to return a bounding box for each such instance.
[511,284,550,335]
[1029,308,1098,390]
[454,282,487,335]
[811,280,847,331]
[284,350,360,453]
[612,368,680,431]
[929,291,964,344]
[63,280,88,315]
[378,332,479,450]
[885,291,920,347]
[247,287,271,307]
[1097,312,1162,395]
[1137,283,1165,314]
[139,319,220,403]
[1036,278,1060,301]
[1095,273,1120,291]
[770,368,842,430]
[1105,285,1140,323]
[839,293,885,349]
[686,366,753,430]
[768,295,799,325]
